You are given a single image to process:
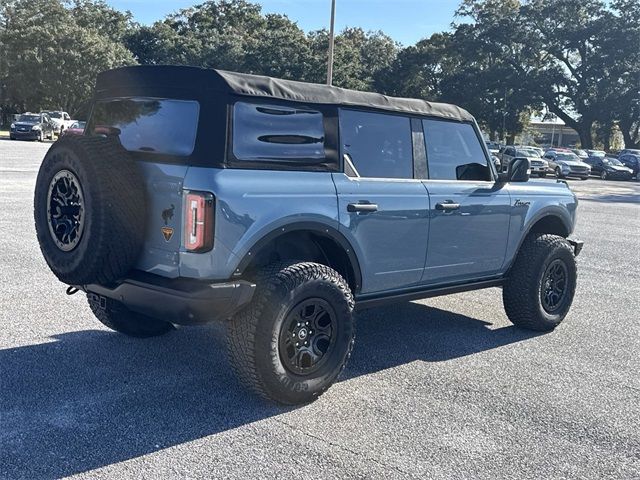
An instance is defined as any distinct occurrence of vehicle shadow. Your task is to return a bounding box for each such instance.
[0,303,539,479]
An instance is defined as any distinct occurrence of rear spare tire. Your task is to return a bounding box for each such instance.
[34,135,146,285]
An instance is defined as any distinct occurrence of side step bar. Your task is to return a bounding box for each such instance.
[355,277,504,311]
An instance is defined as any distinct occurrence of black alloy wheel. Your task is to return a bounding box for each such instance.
[540,258,569,314]
[278,298,337,376]
[47,169,85,252]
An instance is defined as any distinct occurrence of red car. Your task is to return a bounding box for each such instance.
[62,121,86,136]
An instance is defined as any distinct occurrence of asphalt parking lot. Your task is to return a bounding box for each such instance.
[1,140,639,479]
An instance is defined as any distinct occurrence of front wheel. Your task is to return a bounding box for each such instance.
[227,262,355,405]
[503,234,577,331]
[600,171,608,180]
[555,167,564,179]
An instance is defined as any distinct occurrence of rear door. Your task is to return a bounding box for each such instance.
[420,119,511,285]
[333,109,430,294]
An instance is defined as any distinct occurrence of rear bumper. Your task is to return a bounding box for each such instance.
[83,271,255,325]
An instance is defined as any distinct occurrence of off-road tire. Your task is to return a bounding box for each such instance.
[227,262,355,405]
[503,233,577,331]
[88,295,174,338]
[34,135,146,285]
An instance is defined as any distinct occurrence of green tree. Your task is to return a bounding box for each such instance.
[0,0,135,116]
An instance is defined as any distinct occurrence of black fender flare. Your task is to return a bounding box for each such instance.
[235,221,363,293]
[506,207,573,272]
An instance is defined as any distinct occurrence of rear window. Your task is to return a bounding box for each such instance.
[88,98,200,156]
[232,102,325,163]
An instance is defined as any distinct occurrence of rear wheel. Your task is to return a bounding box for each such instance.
[88,294,174,338]
[227,262,355,405]
[503,234,577,331]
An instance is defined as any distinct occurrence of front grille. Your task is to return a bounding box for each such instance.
[569,165,589,173]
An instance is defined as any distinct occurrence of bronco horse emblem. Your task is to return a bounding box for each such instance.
[161,204,175,241]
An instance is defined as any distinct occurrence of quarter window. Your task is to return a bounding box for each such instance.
[340,109,413,179]
[232,102,325,162]
[422,119,491,181]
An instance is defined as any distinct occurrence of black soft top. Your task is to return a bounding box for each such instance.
[95,65,473,122]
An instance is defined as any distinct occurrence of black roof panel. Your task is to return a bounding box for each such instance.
[96,65,474,122]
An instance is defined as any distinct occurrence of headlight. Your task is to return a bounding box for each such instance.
[31,125,41,131]
[10,123,15,129]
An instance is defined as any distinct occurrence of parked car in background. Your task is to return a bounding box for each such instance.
[543,149,591,180]
[619,149,640,158]
[572,149,589,160]
[45,111,74,135]
[499,146,548,176]
[485,141,501,155]
[618,153,640,179]
[517,145,544,158]
[585,149,606,159]
[9,113,55,141]
[584,156,634,180]
[62,120,86,136]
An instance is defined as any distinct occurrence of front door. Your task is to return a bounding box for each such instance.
[420,118,511,285]
[333,109,430,294]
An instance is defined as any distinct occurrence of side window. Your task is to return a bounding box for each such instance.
[232,102,325,162]
[422,119,491,181]
[340,109,413,179]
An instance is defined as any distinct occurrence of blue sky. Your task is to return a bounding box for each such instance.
[105,0,461,46]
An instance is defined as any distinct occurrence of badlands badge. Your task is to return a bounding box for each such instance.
[161,226,174,242]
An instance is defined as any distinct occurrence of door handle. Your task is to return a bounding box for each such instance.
[435,202,460,211]
[347,202,378,213]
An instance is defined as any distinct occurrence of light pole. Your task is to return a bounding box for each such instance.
[327,0,336,85]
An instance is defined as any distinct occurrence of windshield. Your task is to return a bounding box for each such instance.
[48,112,63,119]
[70,121,86,129]
[603,158,623,166]
[17,115,40,123]
[516,149,538,157]
[573,149,588,157]
[88,98,200,156]
[556,153,580,161]
[588,150,606,158]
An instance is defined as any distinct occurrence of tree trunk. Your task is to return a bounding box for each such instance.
[619,119,640,149]
[577,121,594,149]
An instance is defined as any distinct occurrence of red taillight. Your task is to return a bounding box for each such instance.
[184,191,214,252]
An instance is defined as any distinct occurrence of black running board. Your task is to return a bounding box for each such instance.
[355,277,504,311]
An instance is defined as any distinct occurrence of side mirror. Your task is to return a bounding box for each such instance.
[507,157,530,182]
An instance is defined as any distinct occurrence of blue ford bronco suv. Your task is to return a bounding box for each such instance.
[34,66,583,404]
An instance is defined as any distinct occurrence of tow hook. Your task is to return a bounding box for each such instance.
[66,286,79,296]
[568,238,584,256]
[87,292,107,310]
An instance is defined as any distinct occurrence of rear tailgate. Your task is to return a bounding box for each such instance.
[134,162,188,278]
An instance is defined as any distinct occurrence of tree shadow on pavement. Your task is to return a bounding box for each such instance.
[0,303,540,479]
